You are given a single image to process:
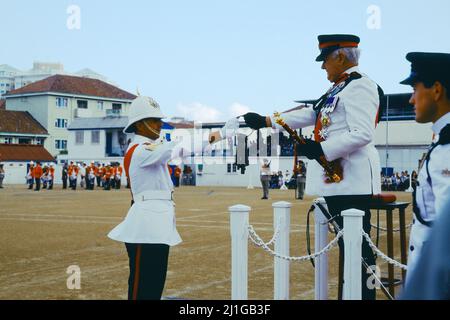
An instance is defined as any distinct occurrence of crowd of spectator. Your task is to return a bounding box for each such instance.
[381,170,417,191]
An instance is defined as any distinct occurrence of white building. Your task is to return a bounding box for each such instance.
[0,64,20,96]
[4,74,136,157]
[0,109,49,145]
[0,62,116,98]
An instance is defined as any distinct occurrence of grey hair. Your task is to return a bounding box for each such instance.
[331,47,361,64]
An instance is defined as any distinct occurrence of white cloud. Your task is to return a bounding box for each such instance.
[175,102,223,122]
[229,102,251,118]
[173,102,253,122]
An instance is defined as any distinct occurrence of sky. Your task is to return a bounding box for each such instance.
[1,0,450,121]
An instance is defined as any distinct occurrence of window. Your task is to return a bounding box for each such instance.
[4,137,13,144]
[54,118,68,128]
[56,97,68,108]
[227,163,237,173]
[18,138,31,144]
[75,131,84,144]
[91,130,100,144]
[77,100,88,109]
[112,103,122,111]
[36,138,44,145]
[55,140,67,150]
[97,101,104,111]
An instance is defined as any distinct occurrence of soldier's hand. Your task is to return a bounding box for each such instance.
[243,112,268,130]
[298,139,325,160]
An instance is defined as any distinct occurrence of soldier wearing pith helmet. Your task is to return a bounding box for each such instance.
[399,52,450,284]
[108,95,185,300]
[243,34,383,299]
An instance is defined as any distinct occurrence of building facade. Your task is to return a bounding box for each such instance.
[4,74,136,157]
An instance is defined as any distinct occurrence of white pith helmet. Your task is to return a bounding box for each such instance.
[123,95,165,133]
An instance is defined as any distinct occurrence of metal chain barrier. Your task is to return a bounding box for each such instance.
[371,223,413,232]
[247,224,343,262]
[362,231,408,270]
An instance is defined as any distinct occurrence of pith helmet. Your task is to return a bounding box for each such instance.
[124,96,165,133]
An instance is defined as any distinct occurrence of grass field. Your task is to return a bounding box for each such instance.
[0,185,413,300]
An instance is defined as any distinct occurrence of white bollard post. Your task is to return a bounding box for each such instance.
[342,208,364,300]
[406,174,413,192]
[229,204,250,300]
[313,198,329,300]
[273,201,291,300]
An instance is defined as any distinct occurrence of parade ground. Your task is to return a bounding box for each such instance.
[0,185,413,300]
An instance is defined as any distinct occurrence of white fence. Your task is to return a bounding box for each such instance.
[229,198,407,300]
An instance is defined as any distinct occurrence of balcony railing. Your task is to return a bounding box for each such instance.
[106,109,122,117]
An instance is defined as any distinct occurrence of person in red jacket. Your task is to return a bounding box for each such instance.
[33,162,43,191]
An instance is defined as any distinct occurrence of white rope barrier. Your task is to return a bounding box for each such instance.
[362,232,408,270]
[230,199,409,301]
[248,225,342,262]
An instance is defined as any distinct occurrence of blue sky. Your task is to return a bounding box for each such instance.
[1,0,450,121]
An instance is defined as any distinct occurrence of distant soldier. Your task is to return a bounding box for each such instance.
[69,162,79,190]
[27,161,35,190]
[110,163,117,189]
[34,162,43,191]
[296,160,307,200]
[48,163,55,190]
[0,163,5,189]
[41,164,49,189]
[79,163,87,189]
[103,163,112,190]
[260,159,271,199]
[86,161,96,190]
[96,164,104,188]
[62,162,68,189]
[115,163,123,190]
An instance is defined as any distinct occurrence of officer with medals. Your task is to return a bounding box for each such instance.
[243,34,383,300]
[399,52,450,284]
[108,95,193,300]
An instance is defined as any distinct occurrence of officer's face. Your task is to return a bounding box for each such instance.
[141,118,163,139]
[410,82,438,123]
[321,52,344,83]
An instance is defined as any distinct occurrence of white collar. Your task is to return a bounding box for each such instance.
[432,111,450,136]
[343,66,360,74]
[133,134,157,144]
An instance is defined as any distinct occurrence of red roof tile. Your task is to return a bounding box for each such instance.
[0,144,55,162]
[5,74,136,100]
[0,110,48,135]
[167,121,195,129]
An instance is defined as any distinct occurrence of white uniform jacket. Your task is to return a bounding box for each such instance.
[407,112,450,278]
[108,135,186,246]
[270,66,382,197]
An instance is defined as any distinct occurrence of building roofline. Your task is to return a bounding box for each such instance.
[4,91,134,103]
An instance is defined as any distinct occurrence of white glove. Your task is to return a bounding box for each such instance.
[220,117,240,140]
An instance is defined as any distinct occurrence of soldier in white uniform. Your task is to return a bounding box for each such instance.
[399,52,450,284]
[243,34,383,300]
[108,95,193,300]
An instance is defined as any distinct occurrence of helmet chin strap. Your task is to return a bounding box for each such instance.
[143,120,160,137]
